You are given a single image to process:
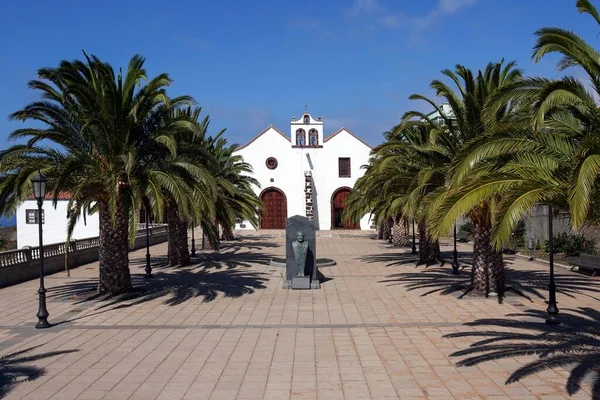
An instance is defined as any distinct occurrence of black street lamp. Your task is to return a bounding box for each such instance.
[190,221,196,257]
[32,171,50,329]
[145,207,152,278]
[411,219,417,255]
[546,205,560,325]
[452,223,459,275]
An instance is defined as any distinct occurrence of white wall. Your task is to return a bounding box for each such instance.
[16,200,99,248]
[315,130,373,230]
[234,124,374,231]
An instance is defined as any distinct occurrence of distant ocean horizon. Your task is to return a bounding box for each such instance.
[0,215,16,227]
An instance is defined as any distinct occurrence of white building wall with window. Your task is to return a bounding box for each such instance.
[234,112,374,231]
[16,198,99,248]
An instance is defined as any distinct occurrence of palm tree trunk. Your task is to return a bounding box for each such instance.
[382,217,392,241]
[167,200,190,267]
[98,200,132,294]
[377,220,384,239]
[472,220,504,295]
[202,220,219,250]
[221,225,235,241]
[391,218,409,246]
[418,221,440,265]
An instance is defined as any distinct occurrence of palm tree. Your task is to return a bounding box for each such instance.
[345,125,437,260]
[151,107,219,266]
[422,60,523,295]
[0,53,192,294]
[482,0,600,236]
[207,136,262,245]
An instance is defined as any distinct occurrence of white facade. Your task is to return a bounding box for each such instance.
[426,103,454,123]
[16,198,99,248]
[234,112,374,230]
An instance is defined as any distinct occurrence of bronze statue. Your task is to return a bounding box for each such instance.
[292,231,308,276]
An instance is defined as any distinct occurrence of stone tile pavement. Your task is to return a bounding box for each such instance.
[0,229,598,399]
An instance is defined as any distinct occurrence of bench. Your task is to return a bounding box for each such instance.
[456,231,470,243]
[570,253,600,277]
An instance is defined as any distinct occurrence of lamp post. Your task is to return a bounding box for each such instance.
[411,219,417,254]
[452,223,459,275]
[190,221,196,257]
[32,171,50,329]
[145,207,152,278]
[546,205,560,325]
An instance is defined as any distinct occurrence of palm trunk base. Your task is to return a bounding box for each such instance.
[202,224,219,250]
[167,202,190,267]
[377,221,384,240]
[221,226,235,241]
[471,223,505,295]
[98,201,132,294]
[418,222,440,265]
[391,219,409,247]
[382,218,392,241]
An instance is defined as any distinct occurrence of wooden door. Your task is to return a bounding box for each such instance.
[261,189,287,229]
[331,188,359,229]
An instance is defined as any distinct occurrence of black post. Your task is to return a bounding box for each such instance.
[546,205,560,324]
[190,221,196,257]
[145,208,152,278]
[36,199,50,329]
[452,224,459,275]
[411,219,417,254]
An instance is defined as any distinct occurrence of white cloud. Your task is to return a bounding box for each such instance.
[346,0,478,42]
[345,0,382,17]
[414,0,478,29]
[438,0,477,14]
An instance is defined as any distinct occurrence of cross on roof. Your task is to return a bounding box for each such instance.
[304,104,308,112]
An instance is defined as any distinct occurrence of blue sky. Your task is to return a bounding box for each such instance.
[0,0,598,148]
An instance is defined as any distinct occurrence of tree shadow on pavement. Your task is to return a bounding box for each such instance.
[444,308,599,397]
[47,246,276,325]
[128,249,275,272]
[360,249,469,268]
[379,266,600,304]
[360,252,421,267]
[0,345,78,397]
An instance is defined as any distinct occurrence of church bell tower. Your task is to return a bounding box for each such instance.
[290,108,323,147]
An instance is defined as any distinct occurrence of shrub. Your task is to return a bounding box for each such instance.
[459,221,474,237]
[544,232,597,257]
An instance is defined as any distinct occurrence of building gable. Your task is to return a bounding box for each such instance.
[324,128,372,150]
[235,125,290,151]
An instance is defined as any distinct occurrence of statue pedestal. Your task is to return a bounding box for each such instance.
[292,276,311,290]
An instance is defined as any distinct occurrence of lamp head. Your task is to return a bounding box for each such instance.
[32,170,47,200]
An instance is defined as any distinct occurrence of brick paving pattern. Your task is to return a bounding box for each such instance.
[0,229,597,399]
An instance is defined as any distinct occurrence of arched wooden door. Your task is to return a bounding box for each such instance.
[260,188,287,229]
[331,187,360,229]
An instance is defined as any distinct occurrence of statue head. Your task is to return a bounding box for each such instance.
[296,231,305,243]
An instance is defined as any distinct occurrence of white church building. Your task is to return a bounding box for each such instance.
[234,111,374,230]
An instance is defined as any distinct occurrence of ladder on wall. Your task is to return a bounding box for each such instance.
[304,171,314,222]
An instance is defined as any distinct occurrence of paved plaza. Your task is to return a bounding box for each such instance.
[0,230,598,399]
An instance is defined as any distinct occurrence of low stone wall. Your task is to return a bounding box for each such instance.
[0,225,168,288]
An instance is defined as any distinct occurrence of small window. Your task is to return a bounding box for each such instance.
[308,129,318,146]
[266,157,278,170]
[26,209,44,224]
[303,114,310,124]
[338,158,351,178]
[296,129,306,146]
